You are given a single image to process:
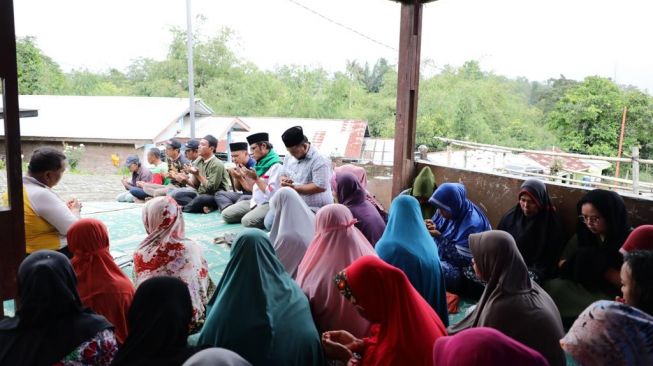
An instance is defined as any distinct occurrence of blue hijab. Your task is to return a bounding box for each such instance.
[429,183,491,259]
[375,195,449,326]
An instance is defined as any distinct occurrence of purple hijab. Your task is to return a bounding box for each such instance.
[336,172,386,246]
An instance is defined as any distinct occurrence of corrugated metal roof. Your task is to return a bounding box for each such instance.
[524,147,590,171]
[0,95,213,143]
[362,138,395,165]
[225,117,368,159]
[155,116,251,143]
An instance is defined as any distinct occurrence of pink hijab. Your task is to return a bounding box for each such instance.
[134,196,211,327]
[296,204,376,338]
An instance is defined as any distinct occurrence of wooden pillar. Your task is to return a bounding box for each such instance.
[0,0,26,314]
[392,1,423,197]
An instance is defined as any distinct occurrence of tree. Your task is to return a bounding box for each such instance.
[16,37,66,94]
[346,58,391,93]
[547,76,625,156]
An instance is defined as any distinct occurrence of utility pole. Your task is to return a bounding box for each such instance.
[186,0,196,138]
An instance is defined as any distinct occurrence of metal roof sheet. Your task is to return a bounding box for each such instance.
[0,95,212,143]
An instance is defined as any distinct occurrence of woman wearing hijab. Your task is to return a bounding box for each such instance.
[333,164,387,221]
[322,255,446,366]
[375,195,448,325]
[133,196,211,330]
[618,250,653,316]
[182,348,252,366]
[268,187,316,278]
[111,276,204,366]
[620,225,653,254]
[427,182,491,293]
[497,179,564,283]
[544,189,631,325]
[433,327,549,366]
[561,300,653,366]
[336,172,386,246]
[67,218,135,344]
[296,204,377,338]
[194,229,324,366]
[448,230,565,366]
[0,250,117,365]
[402,166,438,219]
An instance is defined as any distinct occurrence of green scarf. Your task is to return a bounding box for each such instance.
[412,166,437,219]
[254,148,282,176]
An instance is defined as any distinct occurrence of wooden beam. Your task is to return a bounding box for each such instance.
[392,0,423,197]
[0,0,26,305]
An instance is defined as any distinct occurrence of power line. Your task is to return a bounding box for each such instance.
[286,0,398,52]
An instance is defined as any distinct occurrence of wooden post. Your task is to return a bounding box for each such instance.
[632,146,640,195]
[615,106,628,178]
[392,0,423,197]
[0,0,26,310]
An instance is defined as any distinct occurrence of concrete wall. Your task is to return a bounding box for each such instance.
[0,141,143,174]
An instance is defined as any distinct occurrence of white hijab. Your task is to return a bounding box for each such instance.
[269,187,316,278]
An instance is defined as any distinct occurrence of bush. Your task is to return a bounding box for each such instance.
[63,143,86,172]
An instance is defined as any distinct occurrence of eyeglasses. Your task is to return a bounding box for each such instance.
[578,215,602,225]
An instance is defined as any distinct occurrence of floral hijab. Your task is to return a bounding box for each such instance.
[562,300,653,366]
[134,196,211,328]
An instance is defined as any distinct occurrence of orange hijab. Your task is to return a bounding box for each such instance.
[67,218,135,344]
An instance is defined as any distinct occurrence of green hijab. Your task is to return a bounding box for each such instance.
[255,149,282,176]
[411,167,437,219]
[195,229,324,366]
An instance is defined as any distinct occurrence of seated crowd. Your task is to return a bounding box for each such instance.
[2,131,653,366]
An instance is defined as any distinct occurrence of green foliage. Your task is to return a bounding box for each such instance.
[16,37,66,94]
[547,76,653,158]
[15,31,653,158]
[63,143,86,172]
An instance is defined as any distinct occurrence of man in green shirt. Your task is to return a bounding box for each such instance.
[169,134,232,213]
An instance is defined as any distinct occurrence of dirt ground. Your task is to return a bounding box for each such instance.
[0,172,126,202]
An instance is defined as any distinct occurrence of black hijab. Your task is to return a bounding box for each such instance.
[563,189,631,289]
[576,189,630,252]
[0,250,112,365]
[111,276,202,366]
[497,179,564,279]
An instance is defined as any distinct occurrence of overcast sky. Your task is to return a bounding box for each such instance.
[13,0,653,93]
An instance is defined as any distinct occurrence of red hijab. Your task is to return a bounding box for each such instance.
[433,327,549,366]
[67,218,135,344]
[344,256,446,366]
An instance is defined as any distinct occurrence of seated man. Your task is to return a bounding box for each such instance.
[140,139,191,197]
[117,155,152,202]
[212,141,256,212]
[4,147,81,256]
[184,138,200,162]
[221,132,282,228]
[264,126,333,229]
[129,147,168,201]
[169,134,231,213]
